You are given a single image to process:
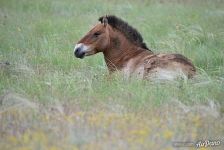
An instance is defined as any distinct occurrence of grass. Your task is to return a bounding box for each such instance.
[0,0,224,149]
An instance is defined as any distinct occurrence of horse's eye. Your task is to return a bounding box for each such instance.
[93,32,101,37]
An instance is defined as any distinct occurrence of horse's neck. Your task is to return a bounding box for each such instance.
[103,34,149,72]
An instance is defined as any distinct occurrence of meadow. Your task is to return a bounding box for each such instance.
[0,0,224,149]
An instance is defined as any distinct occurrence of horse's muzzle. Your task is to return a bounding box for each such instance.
[74,47,85,59]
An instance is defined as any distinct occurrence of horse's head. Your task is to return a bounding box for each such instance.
[74,16,110,59]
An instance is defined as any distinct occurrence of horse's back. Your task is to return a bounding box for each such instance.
[143,53,196,80]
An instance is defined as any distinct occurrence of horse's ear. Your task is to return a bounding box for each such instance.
[99,16,108,27]
[102,17,108,27]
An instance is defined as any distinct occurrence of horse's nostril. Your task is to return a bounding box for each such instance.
[74,47,81,56]
[74,47,85,59]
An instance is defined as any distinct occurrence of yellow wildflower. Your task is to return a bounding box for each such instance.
[163,129,174,140]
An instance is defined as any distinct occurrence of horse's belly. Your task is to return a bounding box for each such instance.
[147,68,188,80]
[122,56,191,80]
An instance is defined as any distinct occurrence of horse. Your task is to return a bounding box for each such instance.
[74,15,196,80]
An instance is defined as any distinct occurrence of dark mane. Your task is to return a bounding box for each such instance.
[99,15,151,51]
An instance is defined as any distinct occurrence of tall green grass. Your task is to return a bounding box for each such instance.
[1,0,224,109]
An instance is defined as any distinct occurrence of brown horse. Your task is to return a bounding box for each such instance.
[74,15,196,80]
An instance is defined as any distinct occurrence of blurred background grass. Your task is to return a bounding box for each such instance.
[0,0,224,149]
